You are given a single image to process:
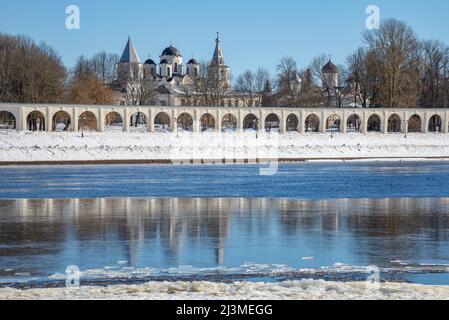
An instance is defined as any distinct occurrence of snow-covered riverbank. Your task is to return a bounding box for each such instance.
[1,280,449,300]
[1,130,449,163]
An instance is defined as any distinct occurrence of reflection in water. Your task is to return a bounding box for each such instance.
[1,198,449,285]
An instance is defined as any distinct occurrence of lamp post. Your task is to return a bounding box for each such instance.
[334,85,345,108]
[81,115,86,138]
[404,119,409,139]
[254,118,259,139]
[174,117,178,138]
[328,118,334,139]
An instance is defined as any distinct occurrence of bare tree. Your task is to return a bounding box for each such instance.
[363,18,420,108]
[309,54,331,105]
[67,74,118,105]
[179,78,196,106]
[334,63,350,108]
[191,61,211,106]
[123,65,158,106]
[347,48,371,107]
[91,51,119,85]
[418,40,449,108]
[275,56,302,106]
[254,68,270,93]
[0,33,66,103]
[309,55,353,107]
[234,68,269,107]
[73,51,119,85]
[207,65,231,106]
[73,55,93,80]
[295,68,323,106]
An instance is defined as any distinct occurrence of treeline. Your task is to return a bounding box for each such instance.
[0,33,119,105]
[237,18,449,108]
[68,52,119,104]
[348,18,449,108]
[0,34,66,103]
[2,17,449,108]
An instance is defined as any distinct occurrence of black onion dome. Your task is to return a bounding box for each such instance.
[187,58,199,64]
[161,46,181,57]
[322,60,338,73]
[144,59,156,65]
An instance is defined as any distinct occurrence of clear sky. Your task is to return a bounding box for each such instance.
[1,0,449,76]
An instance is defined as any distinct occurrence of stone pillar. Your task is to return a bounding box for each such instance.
[280,110,286,134]
[73,109,79,132]
[341,114,347,134]
[400,112,405,134]
[320,112,326,133]
[383,111,388,134]
[299,111,305,134]
[424,113,429,133]
[21,108,27,132]
[46,108,51,132]
[361,112,368,134]
[124,108,130,132]
[217,110,222,132]
[148,108,154,133]
[259,110,265,132]
[193,109,200,133]
[98,109,105,132]
[441,112,449,133]
[238,110,244,132]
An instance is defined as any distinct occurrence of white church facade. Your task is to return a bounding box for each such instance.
[116,34,261,108]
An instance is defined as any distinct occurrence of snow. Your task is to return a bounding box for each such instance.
[1,280,449,300]
[0,130,449,162]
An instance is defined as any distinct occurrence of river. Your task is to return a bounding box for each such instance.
[0,162,449,289]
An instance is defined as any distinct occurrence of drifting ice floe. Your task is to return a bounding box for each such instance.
[1,280,449,300]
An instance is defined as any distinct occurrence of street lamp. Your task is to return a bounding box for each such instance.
[334,85,345,108]
[174,117,178,138]
[403,119,409,139]
[81,115,86,138]
[254,118,259,139]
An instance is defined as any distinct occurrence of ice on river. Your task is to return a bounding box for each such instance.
[1,280,449,300]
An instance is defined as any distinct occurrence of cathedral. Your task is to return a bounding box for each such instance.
[117,33,260,107]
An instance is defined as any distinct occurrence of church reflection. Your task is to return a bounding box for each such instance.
[1,197,449,273]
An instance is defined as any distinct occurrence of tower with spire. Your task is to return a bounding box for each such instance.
[117,36,143,82]
[321,59,339,89]
[207,32,230,85]
[211,32,225,66]
[115,33,254,107]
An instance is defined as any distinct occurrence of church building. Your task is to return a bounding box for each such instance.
[117,34,260,107]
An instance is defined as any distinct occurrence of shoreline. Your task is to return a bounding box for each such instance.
[1,280,449,300]
[2,131,449,165]
[1,156,449,166]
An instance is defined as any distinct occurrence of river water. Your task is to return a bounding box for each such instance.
[0,162,449,288]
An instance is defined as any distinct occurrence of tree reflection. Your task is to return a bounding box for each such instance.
[1,197,449,277]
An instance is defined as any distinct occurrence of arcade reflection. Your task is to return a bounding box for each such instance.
[1,197,449,275]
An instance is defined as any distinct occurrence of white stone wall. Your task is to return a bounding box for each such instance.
[1,103,448,135]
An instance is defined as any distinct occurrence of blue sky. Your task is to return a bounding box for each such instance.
[1,0,449,76]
